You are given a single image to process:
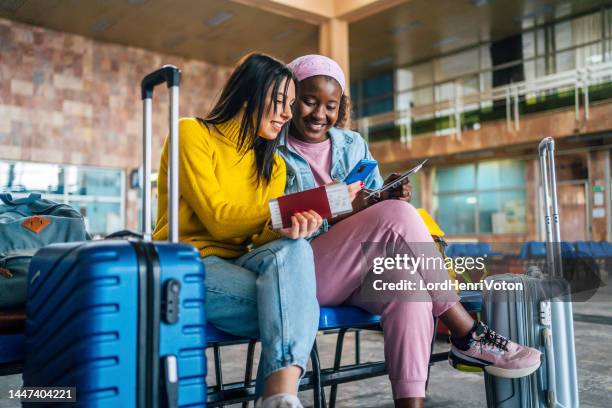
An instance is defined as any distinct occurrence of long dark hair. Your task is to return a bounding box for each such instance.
[199,53,295,185]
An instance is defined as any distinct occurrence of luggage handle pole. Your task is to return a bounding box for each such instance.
[538,137,562,277]
[542,327,558,408]
[168,84,179,244]
[141,65,181,243]
[142,97,153,241]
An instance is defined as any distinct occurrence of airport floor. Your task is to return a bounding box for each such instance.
[1,284,610,408]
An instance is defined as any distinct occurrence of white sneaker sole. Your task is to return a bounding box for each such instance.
[483,361,542,378]
[450,348,542,379]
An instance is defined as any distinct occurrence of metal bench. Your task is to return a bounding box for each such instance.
[1,292,482,407]
[206,290,482,408]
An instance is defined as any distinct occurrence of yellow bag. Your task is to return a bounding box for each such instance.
[416,209,458,282]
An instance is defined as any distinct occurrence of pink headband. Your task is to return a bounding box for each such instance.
[288,54,346,94]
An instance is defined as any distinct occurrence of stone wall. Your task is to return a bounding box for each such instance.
[0,18,231,230]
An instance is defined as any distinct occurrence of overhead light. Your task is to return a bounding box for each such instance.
[127,0,147,4]
[432,36,461,48]
[466,197,477,204]
[206,11,234,27]
[91,18,115,33]
[390,20,422,35]
[369,56,393,67]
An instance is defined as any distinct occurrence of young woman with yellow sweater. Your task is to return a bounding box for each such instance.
[153,54,322,408]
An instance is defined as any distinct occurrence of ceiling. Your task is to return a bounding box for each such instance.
[0,0,610,80]
[349,0,611,79]
[0,0,318,67]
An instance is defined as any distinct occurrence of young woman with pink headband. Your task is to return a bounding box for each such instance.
[277,54,542,408]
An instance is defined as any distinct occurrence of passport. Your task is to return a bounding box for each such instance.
[269,184,353,229]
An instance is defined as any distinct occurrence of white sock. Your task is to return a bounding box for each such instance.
[255,393,303,408]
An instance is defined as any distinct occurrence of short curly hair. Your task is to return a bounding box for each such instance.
[335,94,352,129]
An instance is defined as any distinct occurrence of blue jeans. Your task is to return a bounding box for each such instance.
[203,238,319,391]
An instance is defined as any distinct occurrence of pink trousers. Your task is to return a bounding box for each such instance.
[310,200,459,399]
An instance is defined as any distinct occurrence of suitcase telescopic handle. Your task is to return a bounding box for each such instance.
[542,327,557,408]
[538,137,563,277]
[141,65,181,243]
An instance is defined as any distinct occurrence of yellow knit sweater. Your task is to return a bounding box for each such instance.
[153,117,284,258]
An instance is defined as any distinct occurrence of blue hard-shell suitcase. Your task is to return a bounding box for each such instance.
[23,66,206,407]
[23,240,206,407]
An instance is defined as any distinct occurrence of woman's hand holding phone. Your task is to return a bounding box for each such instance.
[278,210,323,239]
[346,181,378,213]
[347,181,363,201]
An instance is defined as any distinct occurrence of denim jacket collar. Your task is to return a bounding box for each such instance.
[278,127,354,183]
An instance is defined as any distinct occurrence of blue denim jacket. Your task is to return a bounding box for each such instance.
[276,127,384,236]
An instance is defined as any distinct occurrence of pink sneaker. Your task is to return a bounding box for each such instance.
[449,321,542,378]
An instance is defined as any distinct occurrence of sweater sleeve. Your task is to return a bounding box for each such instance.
[177,119,271,241]
[249,155,285,247]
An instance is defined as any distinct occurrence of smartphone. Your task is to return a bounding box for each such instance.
[344,159,378,184]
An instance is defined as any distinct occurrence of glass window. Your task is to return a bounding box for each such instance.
[66,166,122,196]
[555,21,572,50]
[477,160,525,190]
[523,31,536,59]
[350,83,359,99]
[363,73,393,99]
[0,160,124,237]
[435,164,476,193]
[436,194,477,235]
[434,81,455,104]
[535,28,546,56]
[523,60,536,82]
[395,69,413,111]
[69,201,122,237]
[413,86,434,107]
[556,49,575,72]
[363,99,394,116]
[462,75,480,96]
[0,162,63,194]
[356,72,394,116]
[480,45,492,71]
[437,48,479,82]
[478,191,527,234]
[411,62,434,88]
[571,13,602,47]
[433,160,527,235]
